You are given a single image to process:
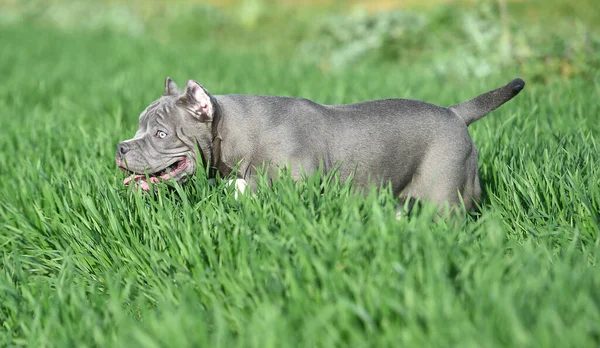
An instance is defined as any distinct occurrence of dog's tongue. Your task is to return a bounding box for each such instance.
[122,159,187,191]
[123,174,164,191]
[135,180,150,191]
[123,174,145,186]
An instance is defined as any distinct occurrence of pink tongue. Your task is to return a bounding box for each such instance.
[135,181,150,191]
[123,158,185,189]
[123,174,145,186]
[123,174,171,192]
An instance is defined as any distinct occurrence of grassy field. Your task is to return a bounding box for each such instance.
[1,1,599,346]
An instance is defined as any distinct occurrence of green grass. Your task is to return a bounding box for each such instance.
[1,15,600,348]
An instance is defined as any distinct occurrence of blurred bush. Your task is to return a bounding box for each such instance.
[298,1,599,80]
[298,8,428,70]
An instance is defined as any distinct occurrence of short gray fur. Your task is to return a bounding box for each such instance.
[116,77,525,215]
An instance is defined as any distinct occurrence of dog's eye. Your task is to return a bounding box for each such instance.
[156,130,167,139]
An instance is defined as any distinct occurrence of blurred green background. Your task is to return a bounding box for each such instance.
[2,0,598,83]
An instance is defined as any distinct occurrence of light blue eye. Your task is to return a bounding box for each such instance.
[157,130,167,139]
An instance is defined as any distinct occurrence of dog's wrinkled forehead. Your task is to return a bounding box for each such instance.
[138,96,179,125]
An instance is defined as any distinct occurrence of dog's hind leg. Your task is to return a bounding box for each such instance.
[460,145,482,214]
[404,142,474,219]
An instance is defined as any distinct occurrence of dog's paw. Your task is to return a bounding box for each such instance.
[226,179,248,200]
[395,210,407,221]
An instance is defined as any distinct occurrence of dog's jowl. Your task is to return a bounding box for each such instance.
[116,77,524,215]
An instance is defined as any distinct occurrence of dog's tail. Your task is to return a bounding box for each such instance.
[449,78,525,126]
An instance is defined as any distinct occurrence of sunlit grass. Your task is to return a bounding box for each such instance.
[0,22,599,347]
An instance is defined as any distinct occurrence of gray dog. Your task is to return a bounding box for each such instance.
[116,77,524,215]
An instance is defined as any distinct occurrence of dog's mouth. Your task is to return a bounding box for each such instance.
[121,157,190,190]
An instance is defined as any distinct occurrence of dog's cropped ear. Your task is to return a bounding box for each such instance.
[179,80,214,122]
[163,77,180,96]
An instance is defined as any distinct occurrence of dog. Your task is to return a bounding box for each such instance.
[116,77,524,215]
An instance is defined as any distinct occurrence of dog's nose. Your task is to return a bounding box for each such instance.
[117,142,130,156]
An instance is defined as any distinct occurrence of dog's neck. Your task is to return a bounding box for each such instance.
[200,99,232,178]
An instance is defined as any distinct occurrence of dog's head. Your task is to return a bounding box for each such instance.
[116,77,216,190]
